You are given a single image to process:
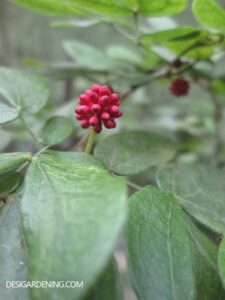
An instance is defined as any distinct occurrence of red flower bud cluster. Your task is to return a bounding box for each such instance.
[170,77,190,97]
[75,84,122,133]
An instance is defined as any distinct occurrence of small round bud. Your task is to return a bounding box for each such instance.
[110,106,119,116]
[93,124,102,133]
[92,104,101,113]
[89,116,100,126]
[91,84,101,93]
[76,114,86,121]
[115,110,123,118]
[101,112,110,120]
[104,119,116,129]
[80,105,91,114]
[79,94,90,105]
[81,120,90,129]
[99,85,112,96]
[75,107,82,114]
[99,96,110,106]
[89,92,98,103]
[85,89,93,97]
[170,78,190,97]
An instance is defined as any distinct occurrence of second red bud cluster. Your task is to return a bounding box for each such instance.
[75,84,122,133]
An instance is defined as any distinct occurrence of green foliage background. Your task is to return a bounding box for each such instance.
[2,0,225,300]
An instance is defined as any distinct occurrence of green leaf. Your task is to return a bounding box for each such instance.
[85,258,123,300]
[107,45,144,66]
[95,131,177,175]
[41,116,74,145]
[193,0,225,31]
[0,152,32,175]
[218,238,225,288]
[22,151,127,300]
[0,68,50,114]
[0,130,12,151]
[12,0,187,16]
[0,102,19,124]
[157,163,225,234]
[141,27,203,46]
[168,39,213,59]
[0,195,28,300]
[0,172,22,195]
[45,150,105,168]
[12,0,131,16]
[212,80,225,95]
[186,217,225,299]
[141,27,212,59]
[11,0,84,15]
[52,18,101,28]
[126,186,195,300]
[123,0,187,16]
[63,41,114,71]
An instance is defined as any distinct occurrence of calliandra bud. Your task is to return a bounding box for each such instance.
[75,84,122,133]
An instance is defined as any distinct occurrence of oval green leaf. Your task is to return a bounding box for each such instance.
[0,172,22,195]
[0,103,19,125]
[63,40,115,71]
[0,68,50,114]
[12,0,131,16]
[0,152,32,175]
[157,163,225,234]
[85,258,123,300]
[12,0,187,16]
[11,0,84,15]
[21,151,127,300]
[41,116,74,145]
[0,130,12,151]
[218,238,225,289]
[186,217,225,299]
[0,195,28,300]
[193,0,225,31]
[123,0,187,16]
[126,186,195,300]
[95,131,177,175]
[141,27,203,46]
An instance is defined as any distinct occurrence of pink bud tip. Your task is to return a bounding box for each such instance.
[81,120,90,129]
[93,124,102,133]
[111,93,119,101]
[80,105,91,114]
[92,104,101,113]
[89,92,98,103]
[101,112,110,120]
[104,119,116,129]
[75,107,82,114]
[79,94,90,105]
[110,106,119,116]
[115,110,123,118]
[85,89,93,97]
[89,116,99,126]
[91,84,101,93]
[99,96,110,106]
[99,85,112,96]
[76,114,86,121]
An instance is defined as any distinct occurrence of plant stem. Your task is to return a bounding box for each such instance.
[209,91,223,163]
[34,145,50,157]
[126,180,142,190]
[84,129,97,154]
[19,115,41,146]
